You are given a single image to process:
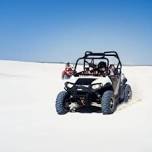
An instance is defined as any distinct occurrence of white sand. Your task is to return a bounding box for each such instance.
[0,60,151,152]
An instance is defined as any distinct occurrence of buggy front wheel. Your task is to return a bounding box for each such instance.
[56,91,69,115]
[101,90,117,114]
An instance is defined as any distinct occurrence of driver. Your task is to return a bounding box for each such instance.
[97,61,107,77]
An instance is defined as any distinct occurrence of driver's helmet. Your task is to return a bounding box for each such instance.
[98,61,107,70]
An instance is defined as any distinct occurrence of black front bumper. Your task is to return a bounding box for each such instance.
[64,82,99,100]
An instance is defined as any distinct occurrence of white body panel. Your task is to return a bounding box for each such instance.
[91,76,112,85]
[67,75,112,86]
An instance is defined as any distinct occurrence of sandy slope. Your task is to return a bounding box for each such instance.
[0,60,152,152]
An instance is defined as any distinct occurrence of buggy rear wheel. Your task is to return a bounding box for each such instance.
[124,84,132,102]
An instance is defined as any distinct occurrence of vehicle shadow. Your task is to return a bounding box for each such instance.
[75,98,140,114]
[76,106,101,113]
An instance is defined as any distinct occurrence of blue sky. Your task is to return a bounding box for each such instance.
[0,0,152,64]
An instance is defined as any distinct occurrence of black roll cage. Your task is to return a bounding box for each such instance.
[74,51,122,74]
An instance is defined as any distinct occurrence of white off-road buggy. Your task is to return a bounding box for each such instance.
[56,51,132,115]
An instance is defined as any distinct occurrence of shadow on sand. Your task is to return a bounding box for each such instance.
[75,98,140,114]
[76,106,101,113]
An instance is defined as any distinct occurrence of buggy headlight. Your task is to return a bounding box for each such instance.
[91,83,103,90]
[65,82,74,88]
[67,83,73,88]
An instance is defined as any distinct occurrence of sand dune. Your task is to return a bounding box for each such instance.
[0,60,151,152]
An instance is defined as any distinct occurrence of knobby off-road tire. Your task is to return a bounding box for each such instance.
[101,90,117,114]
[124,84,132,102]
[56,91,69,115]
